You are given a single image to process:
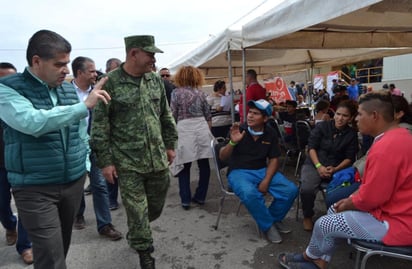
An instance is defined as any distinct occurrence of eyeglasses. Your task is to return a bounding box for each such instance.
[161,74,170,78]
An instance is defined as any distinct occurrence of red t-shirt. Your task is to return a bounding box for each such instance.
[352,128,412,246]
[239,82,266,123]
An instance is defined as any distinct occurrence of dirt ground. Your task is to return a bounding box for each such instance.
[1,158,411,269]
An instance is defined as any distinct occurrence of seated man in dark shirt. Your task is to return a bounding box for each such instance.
[219,99,298,243]
[278,100,298,145]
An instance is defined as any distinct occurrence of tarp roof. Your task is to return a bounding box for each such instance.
[169,0,412,80]
[243,0,412,49]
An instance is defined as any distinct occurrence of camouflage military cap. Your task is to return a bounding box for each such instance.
[124,35,163,53]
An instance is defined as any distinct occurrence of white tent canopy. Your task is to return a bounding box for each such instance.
[169,0,412,81]
[168,28,242,78]
[243,0,412,50]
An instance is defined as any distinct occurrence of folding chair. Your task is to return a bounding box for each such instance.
[266,118,296,172]
[350,239,412,269]
[267,118,286,151]
[293,120,312,177]
[210,137,240,230]
[210,138,261,236]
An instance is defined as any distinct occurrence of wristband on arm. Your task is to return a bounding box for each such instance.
[315,162,322,169]
[229,140,237,146]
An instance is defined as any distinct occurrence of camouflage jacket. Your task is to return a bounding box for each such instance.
[90,65,178,173]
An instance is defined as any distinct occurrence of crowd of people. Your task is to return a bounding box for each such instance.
[0,29,412,269]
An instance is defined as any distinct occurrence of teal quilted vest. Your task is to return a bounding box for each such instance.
[0,69,86,187]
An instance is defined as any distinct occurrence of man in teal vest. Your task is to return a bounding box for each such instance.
[0,30,110,269]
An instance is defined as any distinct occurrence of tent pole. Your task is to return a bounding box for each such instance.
[307,50,314,106]
[308,67,313,105]
[228,41,235,124]
[242,47,246,124]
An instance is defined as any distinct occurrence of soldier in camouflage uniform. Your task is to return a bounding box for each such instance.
[90,35,178,269]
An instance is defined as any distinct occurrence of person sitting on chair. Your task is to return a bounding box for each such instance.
[300,100,358,231]
[219,99,298,244]
[278,100,298,145]
[278,91,412,269]
[325,94,412,208]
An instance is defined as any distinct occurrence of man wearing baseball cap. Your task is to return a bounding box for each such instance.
[219,99,298,243]
[91,35,178,269]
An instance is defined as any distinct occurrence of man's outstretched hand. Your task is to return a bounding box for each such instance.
[229,122,245,143]
[84,77,111,109]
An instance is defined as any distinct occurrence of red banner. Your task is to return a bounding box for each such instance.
[264,77,293,104]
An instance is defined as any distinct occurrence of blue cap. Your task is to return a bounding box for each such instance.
[248,99,272,116]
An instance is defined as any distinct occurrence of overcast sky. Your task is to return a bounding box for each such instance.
[0,0,283,74]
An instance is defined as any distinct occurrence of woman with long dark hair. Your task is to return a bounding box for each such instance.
[300,100,359,231]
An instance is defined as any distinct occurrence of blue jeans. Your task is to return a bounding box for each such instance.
[228,168,298,231]
[0,168,31,254]
[77,153,112,231]
[177,159,210,206]
[325,182,361,208]
[107,180,119,207]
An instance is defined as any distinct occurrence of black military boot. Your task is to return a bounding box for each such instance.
[138,248,155,269]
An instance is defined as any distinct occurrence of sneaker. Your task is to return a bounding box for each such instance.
[266,224,282,244]
[99,224,122,241]
[84,184,92,195]
[6,228,17,245]
[275,221,292,234]
[303,217,314,231]
[138,249,155,269]
[73,215,86,230]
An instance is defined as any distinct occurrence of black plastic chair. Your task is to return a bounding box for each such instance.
[266,118,298,172]
[350,239,412,269]
[293,120,312,177]
[266,118,287,152]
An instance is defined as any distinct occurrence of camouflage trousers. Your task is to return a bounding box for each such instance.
[117,169,170,251]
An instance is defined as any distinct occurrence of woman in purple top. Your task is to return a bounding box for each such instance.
[169,66,213,210]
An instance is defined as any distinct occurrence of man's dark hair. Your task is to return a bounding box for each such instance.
[159,67,169,72]
[0,62,17,71]
[105,58,121,72]
[246,69,257,79]
[315,99,330,112]
[335,85,348,94]
[286,100,297,108]
[72,56,94,78]
[26,30,71,67]
[213,80,226,92]
[359,91,395,122]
